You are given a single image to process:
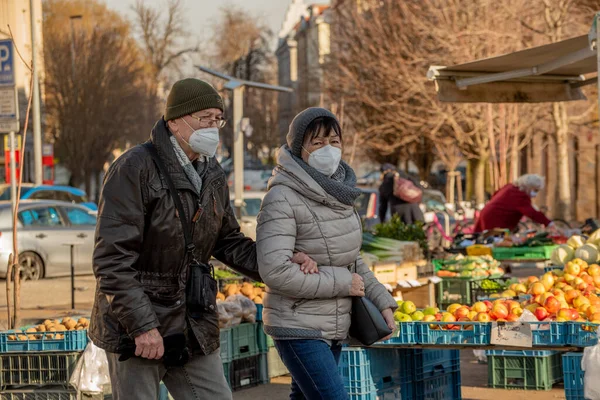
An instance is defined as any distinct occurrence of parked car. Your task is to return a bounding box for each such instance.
[0,184,98,211]
[0,200,97,280]
[229,191,266,241]
[227,170,272,191]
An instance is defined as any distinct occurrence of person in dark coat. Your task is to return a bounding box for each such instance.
[378,163,424,225]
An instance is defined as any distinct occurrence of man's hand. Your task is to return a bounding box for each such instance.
[134,328,164,360]
[379,308,396,342]
[291,252,319,274]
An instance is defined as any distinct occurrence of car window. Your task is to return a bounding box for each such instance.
[19,207,63,227]
[68,193,87,203]
[53,191,72,202]
[28,190,52,200]
[64,207,96,225]
[229,198,263,217]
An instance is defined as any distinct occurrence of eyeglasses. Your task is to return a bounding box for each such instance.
[189,115,227,128]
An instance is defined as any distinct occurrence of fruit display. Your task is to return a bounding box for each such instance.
[435,255,504,279]
[219,282,264,305]
[7,317,89,341]
[550,230,600,266]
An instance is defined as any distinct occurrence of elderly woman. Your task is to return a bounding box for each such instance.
[256,108,397,399]
[474,174,553,232]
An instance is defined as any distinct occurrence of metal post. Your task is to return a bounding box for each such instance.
[30,0,42,185]
[596,14,600,140]
[9,132,17,213]
[70,244,75,309]
[233,86,245,219]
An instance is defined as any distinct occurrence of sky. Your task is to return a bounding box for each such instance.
[102,0,292,45]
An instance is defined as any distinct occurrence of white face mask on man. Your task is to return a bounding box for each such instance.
[180,119,220,158]
[302,145,342,177]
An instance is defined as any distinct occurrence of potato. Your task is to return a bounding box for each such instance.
[27,335,36,340]
[53,320,60,325]
[216,292,225,301]
[17,335,28,341]
[45,334,55,340]
[7,335,16,341]
[26,327,37,333]
[55,324,67,331]
[240,284,254,297]
[55,334,64,340]
[252,287,263,297]
[76,326,85,331]
[253,297,263,305]
[64,320,77,330]
[49,327,57,332]
[37,325,46,332]
[78,318,89,325]
[35,334,43,340]
[62,317,73,324]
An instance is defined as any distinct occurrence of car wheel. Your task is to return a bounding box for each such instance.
[17,252,44,281]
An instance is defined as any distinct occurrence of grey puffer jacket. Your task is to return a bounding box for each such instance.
[256,146,397,341]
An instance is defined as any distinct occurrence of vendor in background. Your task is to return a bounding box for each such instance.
[378,163,424,225]
[474,174,554,233]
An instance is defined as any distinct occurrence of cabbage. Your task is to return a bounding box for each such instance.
[551,244,575,266]
[575,244,600,264]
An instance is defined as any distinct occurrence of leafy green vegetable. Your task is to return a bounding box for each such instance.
[371,215,428,253]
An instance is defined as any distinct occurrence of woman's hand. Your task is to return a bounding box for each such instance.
[379,308,396,342]
[349,273,365,297]
[291,252,319,274]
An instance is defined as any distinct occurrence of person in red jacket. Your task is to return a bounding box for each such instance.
[474,174,553,232]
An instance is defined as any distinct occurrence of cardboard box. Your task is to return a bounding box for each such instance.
[372,262,398,284]
[396,264,418,282]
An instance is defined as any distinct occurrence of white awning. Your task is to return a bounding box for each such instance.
[428,35,596,103]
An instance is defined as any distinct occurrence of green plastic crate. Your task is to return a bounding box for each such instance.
[0,352,80,388]
[256,323,268,353]
[231,323,259,360]
[487,351,563,390]
[436,278,484,309]
[220,328,232,363]
[492,245,557,261]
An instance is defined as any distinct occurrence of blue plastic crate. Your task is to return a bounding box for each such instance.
[380,322,416,345]
[339,348,402,395]
[220,328,232,363]
[256,304,263,322]
[0,329,88,353]
[377,386,402,400]
[256,323,268,353]
[485,350,556,357]
[400,349,460,382]
[527,322,567,346]
[416,322,490,345]
[567,322,599,347]
[562,352,584,400]
[401,370,461,400]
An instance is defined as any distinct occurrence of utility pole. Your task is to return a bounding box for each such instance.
[29,0,42,185]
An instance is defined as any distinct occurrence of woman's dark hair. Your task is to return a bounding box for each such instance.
[304,117,342,143]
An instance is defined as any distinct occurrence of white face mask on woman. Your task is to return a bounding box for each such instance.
[303,145,342,177]
[181,119,220,157]
[530,190,538,198]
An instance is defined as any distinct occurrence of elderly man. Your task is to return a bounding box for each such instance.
[90,78,312,400]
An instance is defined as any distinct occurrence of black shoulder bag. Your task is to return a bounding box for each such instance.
[349,262,393,346]
[143,143,218,318]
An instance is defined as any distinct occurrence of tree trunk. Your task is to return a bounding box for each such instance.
[553,103,572,221]
[84,169,92,199]
[474,157,487,205]
[510,135,519,182]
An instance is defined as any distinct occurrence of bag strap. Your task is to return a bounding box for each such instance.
[142,142,195,255]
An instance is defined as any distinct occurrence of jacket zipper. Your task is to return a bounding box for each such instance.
[291,299,308,315]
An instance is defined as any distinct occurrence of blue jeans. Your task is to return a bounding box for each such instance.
[274,339,348,400]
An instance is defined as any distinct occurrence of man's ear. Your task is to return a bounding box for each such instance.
[167,119,178,133]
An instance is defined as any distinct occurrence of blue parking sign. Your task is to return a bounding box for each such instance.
[0,40,15,86]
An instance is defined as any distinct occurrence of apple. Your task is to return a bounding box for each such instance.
[501,290,517,298]
[534,307,549,321]
[529,282,546,296]
[446,304,463,315]
[483,301,493,311]
[544,296,561,314]
[565,290,581,304]
[442,313,456,330]
[510,307,524,317]
[496,318,508,322]
[569,309,580,321]
[505,300,520,311]
[557,317,568,322]
[541,272,555,291]
[578,283,590,292]
[525,304,539,314]
[397,313,413,323]
[476,313,492,322]
[394,312,410,322]
[579,304,591,315]
[526,276,539,286]
[411,311,425,321]
[581,274,594,285]
[435,313,443,321]
[423,306,439,316]
[491,304,509,320]
[564,273,576,283]
[590,312,600,321]
[400,301,417,315]
[566,263,582,277]
[586,305,600,318]
[514,284,527,294]
[589,264,600,277]
[472,302,488,313]
[554,282,568,290]
[558,308,573,321]
[493,299,507,308]
[573,296,591,309]
[468,311,479,321]
[539,293,555,305]
[506,313,519,322]
[564,285,575,292]
[454,307,470,319]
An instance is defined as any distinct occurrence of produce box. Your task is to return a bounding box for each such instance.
[228,354,268,391]
[266,347,288,378]
[566,322,600,347]
[492,245,557,261]
[380,322,416,345]
[562,352,584,400]
[434,255,504,279]
[416,321,491,345]
[0,386,103,400]
[486,350,562,391]
[400,368,461,400]
[338,348,403,397]
[371,263,417,285]
[230,323,259,361]
[220,328,232,363]
[436,277,488,309]
[0,352,80,388]
[0,330,88,354]
[399,349,460,382]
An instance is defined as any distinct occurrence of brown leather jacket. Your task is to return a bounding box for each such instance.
[90,119,259,355]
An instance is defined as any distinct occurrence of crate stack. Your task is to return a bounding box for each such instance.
[337,347,461,400]
[485,350,563,391]
[0,318,92,400]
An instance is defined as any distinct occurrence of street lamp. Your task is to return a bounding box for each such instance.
[195,66,293,219]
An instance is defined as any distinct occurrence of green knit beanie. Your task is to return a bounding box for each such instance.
[164,78,224,121]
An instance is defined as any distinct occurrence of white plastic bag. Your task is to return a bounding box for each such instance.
[70,342,110,395]
[583,342,600,399]
[226,294,257,323]
[472,350,487,363]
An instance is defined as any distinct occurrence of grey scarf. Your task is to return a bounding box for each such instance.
[286,145,361,206]
[169,136,208,193]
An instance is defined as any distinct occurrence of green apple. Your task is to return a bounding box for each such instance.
[411,311,425,321]
[400,301,417,315]
[396,300,404,308]
[423,306,439,316]
[394,312,409,322]
[397,313,413,323]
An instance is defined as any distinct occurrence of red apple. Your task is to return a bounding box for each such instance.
[506,313,519,322]
[454,307,470,319]
[491,304,509,320]
[565,290,581,304]
[472,302,488,313]
[526,276,539,286]
[476,312,492,322]
[544,296,561,314]
[483,301,493,311]
[534,307,549,321]
[558,308,573,321]
[435,313,443,321]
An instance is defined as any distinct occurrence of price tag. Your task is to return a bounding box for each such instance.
[491,322,533,347]
[397,281,411,288]
[429,276,442,284]
[408,279,422,287]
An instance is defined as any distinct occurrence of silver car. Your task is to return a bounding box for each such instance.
[229,191,266,241]
[0,200,97,280]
